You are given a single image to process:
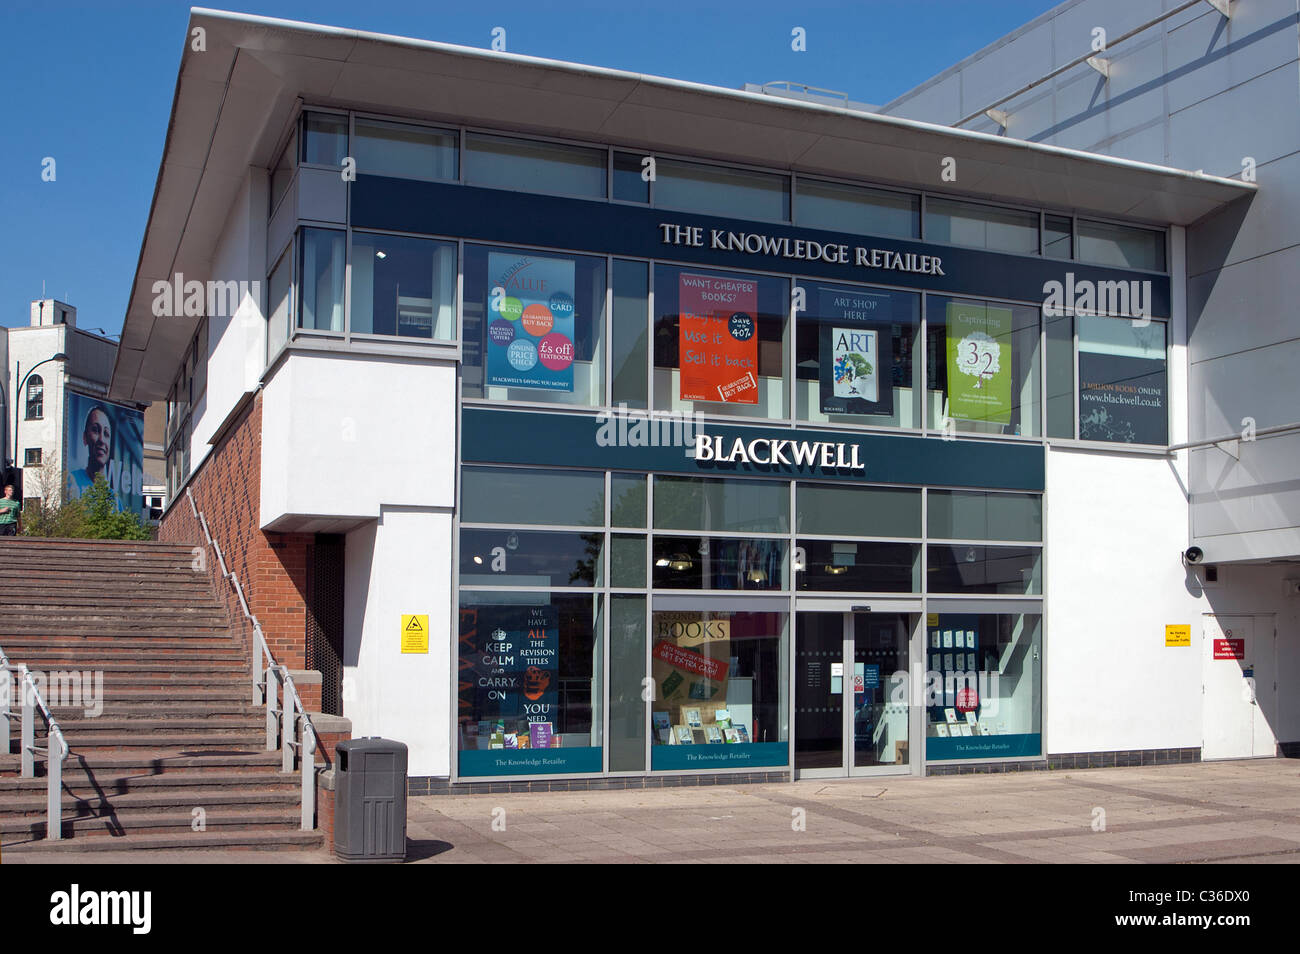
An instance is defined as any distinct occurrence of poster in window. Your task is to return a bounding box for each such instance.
[678,273,759,404]
[486,252,576,392]
[945,302,1013,423]
[1078,318,1167,445]
[458,604,560,743]
[817,287,894,416]
[63,392,146,517]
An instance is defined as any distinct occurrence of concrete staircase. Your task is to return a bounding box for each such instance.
[0,537,322,852]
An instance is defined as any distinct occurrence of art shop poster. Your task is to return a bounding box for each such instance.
[945,301,1013,424]
[63,392,145,516]
[1077,316,1167,445]
[486,252,576,392]
[678,272,759,404]
[817,287,894,416]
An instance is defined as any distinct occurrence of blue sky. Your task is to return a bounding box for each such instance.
[0,0,1059,334]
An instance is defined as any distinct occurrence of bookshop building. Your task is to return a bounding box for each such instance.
[111,10,1298,790]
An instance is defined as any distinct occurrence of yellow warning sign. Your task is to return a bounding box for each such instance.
[1165,624,1191,647]
[927,613,939,626]
[401,614,429,654]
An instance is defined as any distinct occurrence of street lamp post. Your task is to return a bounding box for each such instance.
[13,353,69,478]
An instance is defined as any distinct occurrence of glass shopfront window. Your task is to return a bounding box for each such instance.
[649,606,789,769]
[654,159,790,222]
[1077,219,1166,272]
[924,611,1042,760]
[298,228,345,332]
[461,529,604,588]
[653,265,789,419]
[927,490,1042,542]
[457,591,603,776]
[462,466,604,526]
[796,178,919,240]
[927,295,1042,437]
[925,198,1039,255]
[927,545,1042,595]
[301,112,348,166]
[796,540,920,592]
[465,133,607,199]
[653,475,789,534]
[651,537,788,591]
[796,283,921,428]
[354,118,458,181]
[350,232,456,339]
[462,244,607,406]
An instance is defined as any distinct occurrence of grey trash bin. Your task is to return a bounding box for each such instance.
[334,737,408,863]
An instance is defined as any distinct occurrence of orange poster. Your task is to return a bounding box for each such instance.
[678,273,759,404]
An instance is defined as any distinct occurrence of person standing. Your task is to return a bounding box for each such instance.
[0,484,19,536]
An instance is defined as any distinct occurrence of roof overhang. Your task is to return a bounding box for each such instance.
[111,6,1256,402]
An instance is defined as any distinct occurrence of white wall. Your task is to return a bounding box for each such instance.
[343,508,453,777]
[1046,445,1300,752]
[192,170,269,473]
[1046,446,1206,751]
[259,352,457,527]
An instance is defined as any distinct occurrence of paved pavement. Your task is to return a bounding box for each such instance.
[8,758,1300,863]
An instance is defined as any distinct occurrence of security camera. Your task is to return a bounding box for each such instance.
[1183,546,1204,565]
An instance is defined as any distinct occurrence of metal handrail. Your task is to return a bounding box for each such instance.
[1,651,70,841]
[186,488,317,830]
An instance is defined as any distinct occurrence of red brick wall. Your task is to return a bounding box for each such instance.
[160,392,311,669]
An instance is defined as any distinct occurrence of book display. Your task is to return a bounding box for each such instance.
[650,612,761,748]
[927,618,989,741]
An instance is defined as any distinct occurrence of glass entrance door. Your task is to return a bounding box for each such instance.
[794,612,845,772]
[851,612,910,771]
[795,610,914,777]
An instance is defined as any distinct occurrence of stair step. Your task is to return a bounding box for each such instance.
[48,703,261,718]
[11,716,262,731]
[3,806,304,839]
[1,751,285,775]
[1,638,242,652]
[2,828,324,853]
[12,733,267,749]
[0,770,297,795]
[0,786,300,818]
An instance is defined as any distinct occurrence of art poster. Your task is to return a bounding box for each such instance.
[486,252,576,392]
[945,302,1013,424]
[817,287,894,416]
[1077,317,1167,445]
[62,392,146,516]
[459,604,560,738]
[678,272,759,404]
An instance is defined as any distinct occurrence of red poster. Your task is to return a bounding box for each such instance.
[652,641,730,682]
[678,273,759,404]
[1213,638,1245,660]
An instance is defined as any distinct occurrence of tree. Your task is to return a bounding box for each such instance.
[78,474,152,541]
[21,465,152,541]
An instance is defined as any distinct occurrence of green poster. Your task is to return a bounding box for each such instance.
[945,303,1013,424]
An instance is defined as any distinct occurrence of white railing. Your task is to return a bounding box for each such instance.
[1,650,70,841]
[186,489,317,830]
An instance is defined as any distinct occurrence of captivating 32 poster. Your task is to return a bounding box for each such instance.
[678,272,759,404]
[486,252,576,392]
[817,287,894,416]
[63,393,145,516]
[945,302,1013,424]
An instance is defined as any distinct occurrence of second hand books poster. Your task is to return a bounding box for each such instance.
[678,272,759,404]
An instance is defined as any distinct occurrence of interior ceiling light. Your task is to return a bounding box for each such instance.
[375,250,387,259]
[669,553,694,571]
